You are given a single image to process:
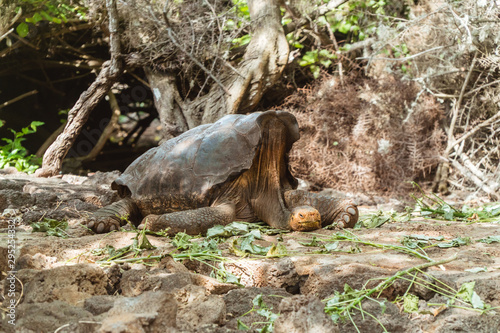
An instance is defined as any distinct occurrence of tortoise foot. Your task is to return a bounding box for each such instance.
[138,215,162,232]
[86,216,122,233]
[332,200,358,229]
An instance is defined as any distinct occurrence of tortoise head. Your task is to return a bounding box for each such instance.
[289,206,321,231]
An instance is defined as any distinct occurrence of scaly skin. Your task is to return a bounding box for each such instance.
[139,203,236,236]
[86,190,357,234]
[87,198,140,233]
[284,190,359,228]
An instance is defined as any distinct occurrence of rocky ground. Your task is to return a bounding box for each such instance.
[1,170,499,333]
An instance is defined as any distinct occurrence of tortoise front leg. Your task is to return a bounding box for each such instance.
[284,190,358,228]
[86,198,141,233]
[139,202,236,236]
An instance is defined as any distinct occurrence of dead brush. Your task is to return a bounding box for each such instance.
[283,73,445,194]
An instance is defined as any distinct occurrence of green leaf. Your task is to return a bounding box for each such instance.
[478,235,500,244]
[232,34,251,47]
[30,121,44,130]
[310,65,320,79]
[456,281,475,302]
[299,51,319,66]
[464,267,487,273]
[319,49,336,59]
[16,22,29,38]
[239,233,270,255]
[299,236,320,247]
[266,243,288,257]
[172,232,193,250]
[137,228,155,250]
[40,11,53,21]
[359,212,390,229]
[206,222,249,238]
[319,59,332,67]
[224,271,242,285]
[338,22,352,34]
[437,237,470,248]
[31,218,69,238]
[206,225,227,238]
[231,238,248,257]
[470,291,485,309]
[403,294,419,313]
[324,241,339,251]
[442,205,454,220]
[253,294,265,308]
[237,320,250,330]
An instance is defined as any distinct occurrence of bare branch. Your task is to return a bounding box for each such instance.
[0,90,38,110]
[159,5,231,96]
[283,0,349,34]
[446,110,500,154]
[36,0,123,177]
[357,46,446,61]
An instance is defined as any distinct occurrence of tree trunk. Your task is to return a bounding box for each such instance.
[144,68,188,139]
[147,0,289,132]
[35,0,123,177]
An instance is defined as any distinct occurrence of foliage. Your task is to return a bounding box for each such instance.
[31,218,69,238]
[410,182,500,223]
[298,49,337,79]
[15,0,87,38]
[324,258,493,331]
[237,294,279,332]
[355,207,412,229]
[290,0,409,78]
[0,120,43,174]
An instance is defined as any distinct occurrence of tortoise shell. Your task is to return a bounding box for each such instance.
[112,110,300,215]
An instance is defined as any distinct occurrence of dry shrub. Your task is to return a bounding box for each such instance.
[282,74,445,194]
[88,0,244,94]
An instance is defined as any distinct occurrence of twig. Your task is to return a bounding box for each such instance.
[449,158,499,199]
[160,4,231,96]
[0,7,22,40]
[0,28,13,43]
[448,53,477,145]
[283,0,349,34]
[464,78,500,97]
[0,90,38,110]
[325,255,457,314]
[357,46,445,61]
[54,324,70,333]
[9,30,40,50]
[446,110,500,154]
[434,53,478,193]
[128,71,151,88]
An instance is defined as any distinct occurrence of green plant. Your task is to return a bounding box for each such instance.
[15,0,88,38]
[410,182,500,223]
[298,49,337,79]
[0,120,44,174]
[323,256,495,331]
[31,218,69,238]
[291,0,409,78]
[237,294,280,332]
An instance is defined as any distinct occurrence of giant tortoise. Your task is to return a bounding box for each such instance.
[87,111,358,234]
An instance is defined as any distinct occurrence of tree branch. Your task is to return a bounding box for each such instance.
[283,0,349,35]
[35,0,123,177]
[0,90,38,110]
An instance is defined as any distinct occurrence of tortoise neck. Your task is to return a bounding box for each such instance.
[249,118,293,229]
